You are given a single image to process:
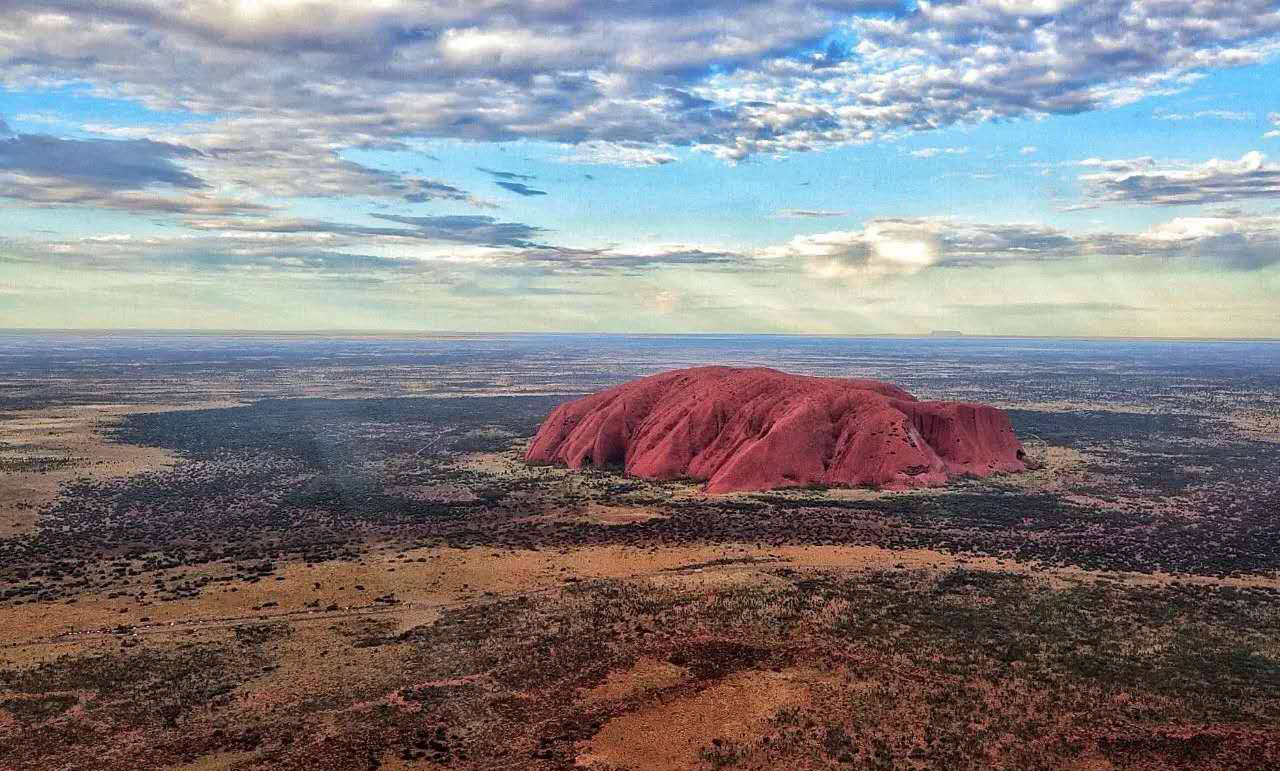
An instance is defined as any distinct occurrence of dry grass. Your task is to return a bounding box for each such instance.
[577,668,819,771]
[7,536,1278,660]
[579,656,689,705]
[0,403,237,537]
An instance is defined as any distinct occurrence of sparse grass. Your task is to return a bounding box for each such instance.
[3,335,1280,769]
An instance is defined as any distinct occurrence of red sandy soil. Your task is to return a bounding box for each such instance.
[526,366,1027,493]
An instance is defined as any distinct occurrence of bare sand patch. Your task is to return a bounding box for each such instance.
[7,537,1277,657]
[577,504,668,525]
[576,668,818,771]
[0,402,239,537]
[580,656,689,705]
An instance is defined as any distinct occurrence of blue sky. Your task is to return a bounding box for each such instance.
[1,1,1279,335]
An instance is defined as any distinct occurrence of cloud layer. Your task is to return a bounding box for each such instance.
[770,213,1280,278]
[3,0,1279,165]
[2,2,1279,334]
[1078,152,1280,205]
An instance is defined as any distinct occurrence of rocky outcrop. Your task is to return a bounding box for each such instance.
[525,366,1027,493]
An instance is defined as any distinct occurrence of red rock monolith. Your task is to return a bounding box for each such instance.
[525,366,1027,493]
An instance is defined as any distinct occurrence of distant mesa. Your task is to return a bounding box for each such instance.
[525,366,1029,494]
[929,329,966,337]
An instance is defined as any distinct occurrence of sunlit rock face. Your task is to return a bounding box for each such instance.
[525,366,1028,494]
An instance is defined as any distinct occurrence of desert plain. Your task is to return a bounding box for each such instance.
[2,332,1279,771]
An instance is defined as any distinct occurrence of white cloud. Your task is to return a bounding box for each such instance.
[1266,112,1280,139]
[1154,109,1253,121]
[1,0,1278,166]
[908,147,969,158]
[1078,151,1280,205]
[774,209,850,218]
[1019,146,1038,155]
[557,141,677,167]
[765,220,945,279]
[762,211,1280,281]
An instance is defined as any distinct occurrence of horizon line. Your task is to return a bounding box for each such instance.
[2,328,1279,343]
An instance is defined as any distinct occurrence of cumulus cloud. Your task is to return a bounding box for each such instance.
[696,0,1280,158]
[1131,213,1280,270]
[1,0,1277,166]
[767,218,1082,278]
[767,221,945,279]
[767,213,1280,280]
[1078,151,1280,205]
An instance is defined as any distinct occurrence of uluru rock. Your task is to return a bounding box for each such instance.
[525,366,1028,493]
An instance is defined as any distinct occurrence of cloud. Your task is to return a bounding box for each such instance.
[11,208,1280,312]
[511,246,755,275]
[1078,151,1280,205]
[0,232,439,277]
[557,141,677,167]
[1019,146,1038,155]
[495,180,549,197]
[1129,214,1280,270]
[774,209,850,218]
[3,228,765,284]
[185,214,549,248]
[948,301,1147,315]
[75,117,483,207]
[1,0,1277,166]
[1267,112,1280,139]
[768,212,1280,280]
[0,129,270,214]
[767,218,1081,278]
[0,179,272,215]
[477,167,537,181]
[445,280,604,299]
[697,0,1280,158]
[1154,109,1253,121]
[0,132,204,189]
[908,147,969,158]
[371,215,548,248]
[768,220,945,278]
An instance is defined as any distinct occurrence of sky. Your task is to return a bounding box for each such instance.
[1,1,1279,337]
